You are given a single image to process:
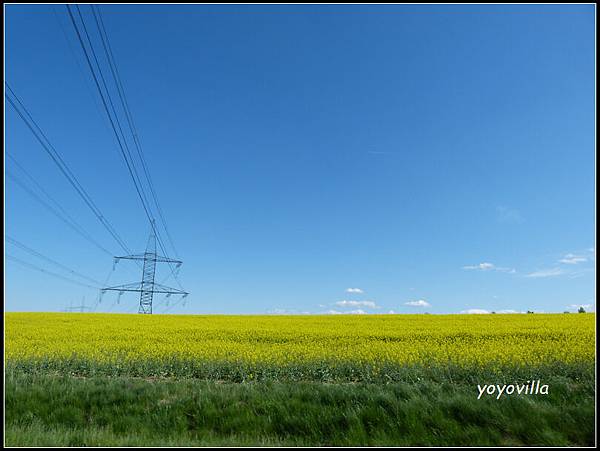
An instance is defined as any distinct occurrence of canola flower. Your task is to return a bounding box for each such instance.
[5,313,595,371]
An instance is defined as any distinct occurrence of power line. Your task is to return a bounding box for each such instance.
[76,6,155,223]
[6,170,113,256]
[92,5,180,259]
[7,153,115,256]
[66,4,156,232]
[162,294,188,314]
[5,83,135,257]
[102,224,187,314]
[91,266,116,312]
[52,5,114,137]
[152,294,170,311]
[7,154,141,279]
[8,153,92,235]
[67,5,186,293]
[68,5,182,287]
[7,236,103,286]
[62,296,94,313]
[6,8,188,309]
[7,254,100,290]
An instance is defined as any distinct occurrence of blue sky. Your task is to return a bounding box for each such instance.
[5,4,596,314]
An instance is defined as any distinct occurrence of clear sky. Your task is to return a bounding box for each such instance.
[5,4,596,315]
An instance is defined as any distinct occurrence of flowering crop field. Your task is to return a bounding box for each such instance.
[5,312,596,446]
[5,312,595,381]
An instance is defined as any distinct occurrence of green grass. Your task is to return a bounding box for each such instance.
[5,370,595,446]
[6,357,594,383]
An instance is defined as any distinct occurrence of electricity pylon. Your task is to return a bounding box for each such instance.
[64,296,90,313]
[102,222,188,314]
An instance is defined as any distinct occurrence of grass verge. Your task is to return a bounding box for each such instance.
[5,370,595,446]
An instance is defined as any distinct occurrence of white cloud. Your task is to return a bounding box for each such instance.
[348,309,367,314]
[267,308,312,315]
[325,309,366,315]
[345,288,364,294]
[461,308,490,314]
[496,309,525,314]
[525,268,565,278]
[335,300,379,309]
[559,253,588,265]
[266,308,293,314]
[463,262,515,273]
[388,310,396,314]
[405,299,431,308]
[463,262,495,270]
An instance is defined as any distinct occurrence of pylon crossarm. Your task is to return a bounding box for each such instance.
[103,283,186,296]
[104,224,188,314]
[114,254,182,264]
[152,256,183,264]
[103,288,185,295]
[152,282,188,295]
[114,254,147,261]
[102,282,142,292]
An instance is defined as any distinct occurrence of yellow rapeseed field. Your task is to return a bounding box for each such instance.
[5,312,595,368]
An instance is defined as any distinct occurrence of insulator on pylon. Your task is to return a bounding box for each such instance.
[103,226,186,315]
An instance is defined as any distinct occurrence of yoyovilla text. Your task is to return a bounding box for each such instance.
[477,380,549,400]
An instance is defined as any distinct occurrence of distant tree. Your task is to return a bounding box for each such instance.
[563,311,570,314]
[578,306,586,314]
[527,310,534,314]
[491,311,496,314]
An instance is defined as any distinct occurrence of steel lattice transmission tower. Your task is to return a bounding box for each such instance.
[102,223,188,313]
